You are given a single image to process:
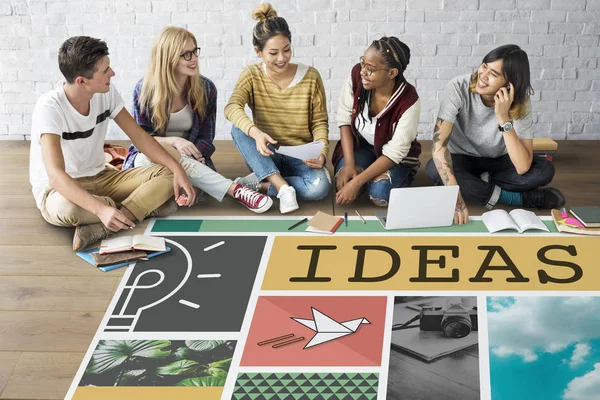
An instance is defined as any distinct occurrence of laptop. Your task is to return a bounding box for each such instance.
[376,186,460,230]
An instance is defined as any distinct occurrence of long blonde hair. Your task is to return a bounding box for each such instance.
[139,26,207,134]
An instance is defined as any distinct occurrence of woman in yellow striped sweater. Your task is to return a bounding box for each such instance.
[224,3,331,214]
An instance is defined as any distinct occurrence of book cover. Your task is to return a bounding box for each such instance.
[532,138,558,151]
[99,235,166,254]
[77,247,171,272]
[305,211,344,234]
[551,209,600,236]
[569,206,600,228]
[91,250,148,267]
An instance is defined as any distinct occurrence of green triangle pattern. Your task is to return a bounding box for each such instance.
[233,372,379,400]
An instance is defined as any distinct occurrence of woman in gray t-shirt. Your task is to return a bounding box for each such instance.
[425,45,564,224]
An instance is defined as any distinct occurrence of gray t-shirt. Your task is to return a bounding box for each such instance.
[437,74,533,158]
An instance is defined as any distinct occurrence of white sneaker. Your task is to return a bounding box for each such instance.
[277,185,299,214]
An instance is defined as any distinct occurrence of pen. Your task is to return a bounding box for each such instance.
[355,209,366,224]
[344,212,348,227]
[287,217,308,231]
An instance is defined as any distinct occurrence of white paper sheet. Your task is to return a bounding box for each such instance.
[276,141,324,160]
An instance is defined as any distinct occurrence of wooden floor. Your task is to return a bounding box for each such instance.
[0,139,598,399]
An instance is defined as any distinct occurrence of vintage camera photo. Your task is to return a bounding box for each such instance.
[420,302,478,338]
[387,296,480,400]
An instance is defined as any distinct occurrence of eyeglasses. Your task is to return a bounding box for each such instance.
[359,56,389,77]
[180,47,201,61]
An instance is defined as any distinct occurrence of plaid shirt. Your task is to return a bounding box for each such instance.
[122,76,217,169]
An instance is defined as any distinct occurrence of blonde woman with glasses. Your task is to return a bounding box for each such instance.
[123,26,272,213]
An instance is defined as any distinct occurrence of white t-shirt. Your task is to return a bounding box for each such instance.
[29,81,125,208]
[165,104,193,138]
[437,74,533,158]
[353,83,407,146]
[338,74,421,164]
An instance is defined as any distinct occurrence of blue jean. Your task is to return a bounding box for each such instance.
[231,126,331,200]
[334,142,417,204]
[425,153,555,208]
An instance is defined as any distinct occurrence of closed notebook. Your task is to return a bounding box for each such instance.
[77,247,171,272]
[551,209,600,236]
[569,206,600,228]
[305,211,344,234]
[91,250,148,267]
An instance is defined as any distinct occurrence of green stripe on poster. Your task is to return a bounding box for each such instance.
[152,219,203,232]
[152,218,557,234]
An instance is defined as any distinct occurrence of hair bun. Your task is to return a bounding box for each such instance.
[252,3,277,22]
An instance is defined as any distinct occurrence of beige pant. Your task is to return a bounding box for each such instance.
[40,164,174,227]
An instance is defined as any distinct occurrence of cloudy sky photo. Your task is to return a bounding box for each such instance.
[487,296,600,400]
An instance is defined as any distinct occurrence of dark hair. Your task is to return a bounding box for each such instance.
[58,36,109,84]
[357,36,411,128]
[470,44,534,119]
[251,3,291,52]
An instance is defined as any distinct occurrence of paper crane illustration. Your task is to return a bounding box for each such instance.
[291,307,370,349]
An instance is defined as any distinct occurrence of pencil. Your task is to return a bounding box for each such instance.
[272,336,305,348]
[287,217,308,231]
[257,333,295,346]
[355,209,366,224]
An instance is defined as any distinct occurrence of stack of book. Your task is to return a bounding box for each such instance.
[533,138,558,161]
[76,235,170,272]
[551,206,600,236]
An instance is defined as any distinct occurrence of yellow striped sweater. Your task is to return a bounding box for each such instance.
[224,63,329,158]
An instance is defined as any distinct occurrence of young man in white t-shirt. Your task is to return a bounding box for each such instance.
[29,36,195,251]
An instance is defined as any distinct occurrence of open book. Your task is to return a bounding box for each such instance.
[99,235,166,254]
[482,209,549,234]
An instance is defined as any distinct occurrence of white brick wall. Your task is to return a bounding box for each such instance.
[0,0,599,141]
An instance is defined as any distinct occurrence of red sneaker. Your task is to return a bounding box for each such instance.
[233,184,273,213]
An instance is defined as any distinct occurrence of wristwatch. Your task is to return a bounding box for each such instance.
[498,120,514,132]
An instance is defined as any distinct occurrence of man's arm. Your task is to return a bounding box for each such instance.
[40,134,134,231]
[113,108,196,205]
[495,84,533,174]
[501,128,533,174]
[431,117,468,224]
